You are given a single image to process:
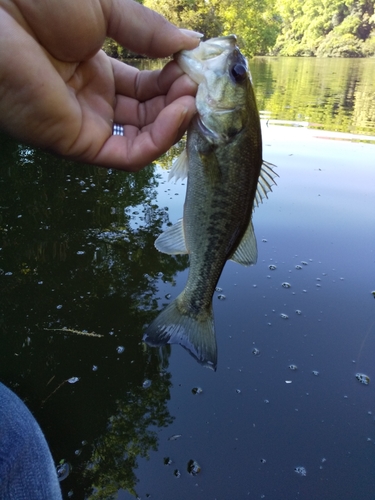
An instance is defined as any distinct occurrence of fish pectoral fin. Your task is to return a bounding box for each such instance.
[254,161,278,209]
[168,149,189,182]
[230,219,258,266]
[143,297,217,370]
[154,219,188,255]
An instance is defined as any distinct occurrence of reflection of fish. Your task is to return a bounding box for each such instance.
[143,35,276,370]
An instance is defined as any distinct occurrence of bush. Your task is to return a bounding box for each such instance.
[316,33,365,57]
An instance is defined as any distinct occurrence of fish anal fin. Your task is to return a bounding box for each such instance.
[143,297,217,370]
[230,219,258,266]
[154,219,188,255]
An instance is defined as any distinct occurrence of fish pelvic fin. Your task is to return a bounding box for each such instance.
[168,149,189,182]
[254,161,278,209]
[143,297,217,370]
[154,219,188,255]
[230,219,258,266]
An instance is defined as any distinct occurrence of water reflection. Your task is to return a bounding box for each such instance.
[250,57,375,136]
[0,133,186,498]
[130,57,375,136]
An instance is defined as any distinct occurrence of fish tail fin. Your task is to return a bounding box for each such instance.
[143,297,217,370]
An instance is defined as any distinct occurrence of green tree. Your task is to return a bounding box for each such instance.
[274,0,375,56]
[143,0,280,55]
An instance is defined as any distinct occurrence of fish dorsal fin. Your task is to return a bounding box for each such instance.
[230,220,258,266]
[168,149,189,182]
[254,161,278,209]
[154,219,188,255]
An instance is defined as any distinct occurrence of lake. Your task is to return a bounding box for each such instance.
[0,57,374,500]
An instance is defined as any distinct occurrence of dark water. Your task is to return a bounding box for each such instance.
[0,58,375,500]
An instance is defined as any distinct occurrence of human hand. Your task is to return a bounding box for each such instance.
[0,0,201,170]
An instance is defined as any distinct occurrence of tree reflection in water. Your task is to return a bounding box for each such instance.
[0,132,187,498]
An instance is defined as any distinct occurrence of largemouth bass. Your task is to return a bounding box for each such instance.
[143,35,276,370]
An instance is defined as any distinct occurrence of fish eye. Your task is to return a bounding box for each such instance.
[230,63,247,83]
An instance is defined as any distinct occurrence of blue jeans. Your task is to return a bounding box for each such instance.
[0,382,62,499]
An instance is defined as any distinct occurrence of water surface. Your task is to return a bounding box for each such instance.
[0,58,374,499]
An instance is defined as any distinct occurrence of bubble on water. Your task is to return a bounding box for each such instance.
[67,490,73,498]
[268,264,277,270]
[312,370,319,376]
[295,265,302,270]
[356,373,370,385]
[236,389,242,394]
[252,348,260,356]
[321,458,327,463]
[76,251,85,255]
[56,305,63,310]
[289,364,298,371]
[260,458,267,463]
[192,387,203,395]
[92,365,98,371]
[282,282,291,288]
[187,459,201,476]
[164,457,172,465]
[165,293,171,299]
[262,239,268,242]
[301,261,308,266]
[116,346,125,354]
[280,313,289,320]
[217,294,226,300]
[264,399,269,404]
[56,462,70,481]
[295,466,307,476]
[174,469,181,478]
[67,377,79,384]
[215,287,223,292]
[295,309,302,315]
[74,449,82,456]
[142,379,152,389]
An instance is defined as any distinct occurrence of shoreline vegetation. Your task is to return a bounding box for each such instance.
[103,0,375,58]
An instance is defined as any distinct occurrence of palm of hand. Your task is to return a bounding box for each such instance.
[0,0,198,169]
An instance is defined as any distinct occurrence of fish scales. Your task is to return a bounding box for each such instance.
[182,121,261,310]
[143,35,276,370]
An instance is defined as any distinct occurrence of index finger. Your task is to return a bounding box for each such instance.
[107,0,202,58]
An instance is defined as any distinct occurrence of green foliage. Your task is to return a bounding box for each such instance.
[102,38,139,59]
[101,0,375,58]
[143,0,280,55]
[275,0,375,56]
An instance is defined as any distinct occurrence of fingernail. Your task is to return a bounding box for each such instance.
[179,28,204,39]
